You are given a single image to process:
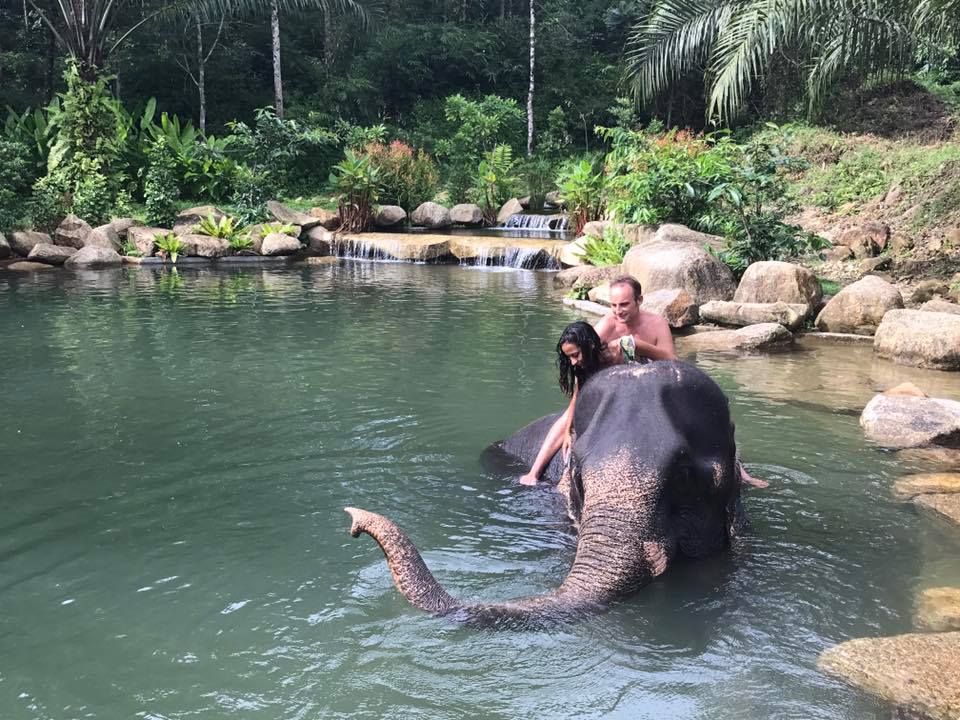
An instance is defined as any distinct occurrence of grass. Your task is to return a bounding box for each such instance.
[819,278,841,295]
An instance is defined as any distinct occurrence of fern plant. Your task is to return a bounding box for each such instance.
[576,228,632,267]
[197,213,239,239]
[229,234,254,251]
[154,233,184,264]
[473,144,517,223]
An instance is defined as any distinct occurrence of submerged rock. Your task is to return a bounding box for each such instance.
[6,260,55,272]
[699,300,809,331]
[734,261,823,306]
[893,473,960,499]
[874,309,960,371]
[818,631,960,720]
[303,256,339,266]
[678,323,793,352]
[622,238,736,304]
[860,394,960,448]
[914,493,960,527]
[815,275,903,335]
[917,588,960,632]
[28,243,77,266]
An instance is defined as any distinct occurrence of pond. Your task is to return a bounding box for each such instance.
[1,262,959,719]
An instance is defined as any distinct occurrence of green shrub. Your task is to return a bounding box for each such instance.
[142,136,180,227]
[556,158,605,235]
[329,149,380,232]
[364,141,439,212]
[520,156,555,212]
[577,227,631,267]
[228,164,269,226]
[154,232,183,264]
[0,138,36,230]
[472,144,517,222]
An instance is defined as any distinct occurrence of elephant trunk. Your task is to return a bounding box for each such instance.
[345,505,662,628]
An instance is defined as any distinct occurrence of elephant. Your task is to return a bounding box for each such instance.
[345,360,746,628]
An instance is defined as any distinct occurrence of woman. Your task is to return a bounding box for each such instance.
[519,321,629,485]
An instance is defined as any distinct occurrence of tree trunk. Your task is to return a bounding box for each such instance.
[323,7,334,65]
[499,0,504,19]
[271,0,283,118]
[196,16,207,135]
[526,0,535,157]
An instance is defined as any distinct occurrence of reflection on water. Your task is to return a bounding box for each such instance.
[1,262,959,720]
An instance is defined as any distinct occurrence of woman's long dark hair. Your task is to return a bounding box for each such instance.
[556,321,606,397]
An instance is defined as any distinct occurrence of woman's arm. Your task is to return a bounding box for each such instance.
[519,387,578,485]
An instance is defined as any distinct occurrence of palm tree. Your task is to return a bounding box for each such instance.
[624,0,946,125]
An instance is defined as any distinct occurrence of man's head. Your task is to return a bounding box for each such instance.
[609,276,643,324]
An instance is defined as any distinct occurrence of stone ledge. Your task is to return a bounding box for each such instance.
[796,331,875,346]
[914,493,960,527]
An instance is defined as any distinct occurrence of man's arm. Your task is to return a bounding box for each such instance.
[633,316,678,361]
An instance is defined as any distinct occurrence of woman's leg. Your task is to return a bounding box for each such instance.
[519,408,571,485]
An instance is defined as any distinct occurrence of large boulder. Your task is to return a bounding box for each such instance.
[0,232,10,259]
[54,214,92,249]
[893,473,960,500]
[553,265,595,289]
[247,223,301,255]
[260,232,301,256]
[860,393,960,448]
[916,588,960,632]
[266,200,321,231]
[10,230,51,257]
[27,243,77,266]
[571,265,624,291]
[305,226,334,254]
[178,234,231,258]
[374,205,406,227]
[559,236,590,266]
[818,632,960,720]
[622,239,736,304]
[874,309,960,370]
[678,323,793,352]
[126,227,167,257]
[734,261,822,307]
[699,300,809,331]
[652,223,725,252]
[580,221,657,245]
[411,202,452,229]
[496,198,524,225]
[85,224,121,251]
[921,300,960,316]
[174,205,226,234]
[309,207,340,230]
[814,276,903,335]
[108,217,140,238]
[640,288,699,328]
[64,245,122,268]
[450,203,484,226]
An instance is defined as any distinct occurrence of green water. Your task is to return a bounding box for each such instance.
[1,262,959,720]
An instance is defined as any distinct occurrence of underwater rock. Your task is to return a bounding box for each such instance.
[914,493,960,527]
[917,588,960,632]
[818,631,960,720]
[893,473,960,499]
[860,393,960,448]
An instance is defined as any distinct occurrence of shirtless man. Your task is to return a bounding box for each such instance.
[594,276,677,361]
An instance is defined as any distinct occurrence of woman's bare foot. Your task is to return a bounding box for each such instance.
[740,466,769,489]
[518,472,539,486]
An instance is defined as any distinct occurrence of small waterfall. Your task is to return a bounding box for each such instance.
[502,214,570,232]
[331,238,393,261]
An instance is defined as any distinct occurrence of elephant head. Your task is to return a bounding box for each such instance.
[345,360,745,628]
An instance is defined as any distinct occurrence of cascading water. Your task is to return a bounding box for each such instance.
[501,214,570,232]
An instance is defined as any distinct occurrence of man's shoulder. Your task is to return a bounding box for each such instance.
[594,314,616,338]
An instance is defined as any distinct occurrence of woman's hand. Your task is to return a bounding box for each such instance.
[561,433,572,460]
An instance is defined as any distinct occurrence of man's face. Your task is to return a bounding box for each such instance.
[609,284,641,324]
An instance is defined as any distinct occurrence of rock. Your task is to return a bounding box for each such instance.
[734,261,823,306]
[496,198,524,226]
[581,220,607,238]
[915,494,960,527]
[917,588,960,632]
[411,202,452,229]
[450,203,484,226]
[309,207,340,230]
[571,265,624,291]
[266,200,321,231]
[814,276,903,335]
[174,205,226,234]
[304,256,339,266]
[883,185,904,206]
[85,224,121,251]
[54,214,91,249]
[545,190,562,207]
[622,239,736,304]
[178,234,231,258]
[818,632,960,720]
[898,447,960,470]
[27,243,77,265]
[859,393,960,448]
[339,233,451,262]
[893,473,960,499]
[247,223,301,255]
[912,280,951,304]
[447,237,562,267]
[580,221,657,245]
[10,230,52,257]
[64,245,122,267]
[7,261,55,271]
[305,226,334,254]
[858,256,891,275]
[921,300,960,316]
[373,205,406,227]
[823,246,854,261]
[885,382,928,398]
[874,309,960,370]
[889,233,914,254]
[553,265,595,289]
[260,232,301,256]
[588,283,610,305]
[835,222,889,258]
[653,223,725,252]
[699,300,810,331]
[678,323,793,352]
[640,288,699,328]
[127,227,167,257]
[559,236,590,266]
[0,232,9,259]
[108,217,139,238]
